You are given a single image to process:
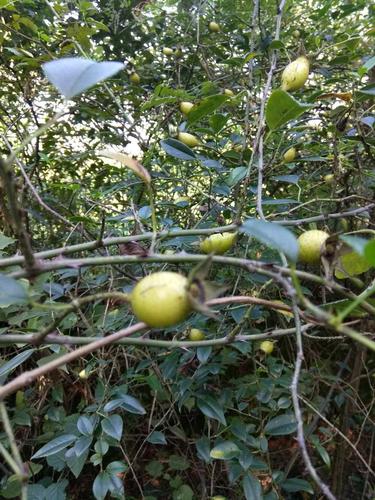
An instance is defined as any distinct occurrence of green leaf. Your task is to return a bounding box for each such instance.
[197,395,226,425]
[106,461,128,475]
[172,484,194,500]
[93,472,111,500]
[27,485,47,500]
[196,436,211,463]
[226,166,247,186]
[146,431,167,445]
[168,454,190,471]
[242,472,263,500]
[31,434,77,459]
[210,441,240,460]
[266,89,311,130]
[73,436,92,457]
[0,233,15,250]
[101,415,123,441]
[264,414,297,436]
[146,460,164,477]
[42,57,124,99]
[240,218,299,261]
[281,478,314,494]
[77,415,94,436]
[104,394,146,414]
[364,239,375,265]
[160,139,196,161]
[0,349,35,384]
[0,274,28,307]
[187,94,228,124]
[66,448,89,478]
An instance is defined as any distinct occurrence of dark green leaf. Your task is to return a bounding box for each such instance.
[31,434,77,459]
[93,472,111,500]
[243,472,263,500]
[0,274,28,307]
[146,431,167,445]
[264,414,297,436]
[240,218,299,261]
[101,415,123,441]
[281,478,314,494]
[197,395,226,425]
[160,139,196,160]
[187,94,228,124]
[0,349,35,383]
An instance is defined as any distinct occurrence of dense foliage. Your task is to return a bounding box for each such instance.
[0,1,374,499]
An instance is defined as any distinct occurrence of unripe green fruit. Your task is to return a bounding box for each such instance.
[129,72,140,84]
[180,101,194,114]
[178,132,200,147]
[281,56,309,92]
[224,88,234,96]
[130,272,191,328]
[298,230,329,264]
[260,340,274,354]
[189,328,206,341]
[283,147,297,162]
[324,174,334,184]
[208,21,220,32]
[200,232,237,254]
[163,47,174,56]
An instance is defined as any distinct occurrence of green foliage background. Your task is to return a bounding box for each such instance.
[0,0,374,499]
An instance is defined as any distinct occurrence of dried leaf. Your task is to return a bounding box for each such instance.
[316,92,352,102]
[98,150,151,184]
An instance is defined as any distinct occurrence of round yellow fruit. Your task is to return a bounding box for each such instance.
[129,72,140,84]
[293,30,301,38]
[324,174,334,185]
[200,232,237,254]
[281,56,309,92]
[189,328,206,341]
[224,88,234,96]
[208,21,220,32]
[163,47,174,56]
[259,340,274,355]
[211,497,227,500]
[283,147,297,163]
[298,230,330,264]
[78,369,89,379]
[180,101,194,115]
[178,132,200,147]
[130,272,191,328]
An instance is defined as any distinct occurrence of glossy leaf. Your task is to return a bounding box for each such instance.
[243,472,263,500]
[31,434,77,459]
[264,414,297,436]
[266,89,311,130]
[187,94,228,124]
[240,218,299,261]
[160,138,196,160]
[101,415,123,441]
[0,274,28,307]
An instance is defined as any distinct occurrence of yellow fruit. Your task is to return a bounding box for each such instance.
[260,340,274,355]
[281,56,310,92]
[298,230,330,264]
[293,30,301,38]
[208,21,220,32]
[324,174,334,184]
[224,88,234,96]
[163,47,174,56]
[200,232,237,254]
[283,147,297,162]
[174,47,183,58]
[175,196,190,206]
[180,101,194,115]
[178,132,200,147]
[78,369,89,379]
[189,328,206,341]
[129,72,140,84]
[211,497,227,500]
[130,272,191,328]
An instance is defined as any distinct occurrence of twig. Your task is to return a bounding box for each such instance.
[0,157,37,276]
[0,323,146,401]
[290,296,336,500]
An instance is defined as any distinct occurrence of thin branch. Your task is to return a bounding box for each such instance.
[0,157,37,275]
[290,297,336,500]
